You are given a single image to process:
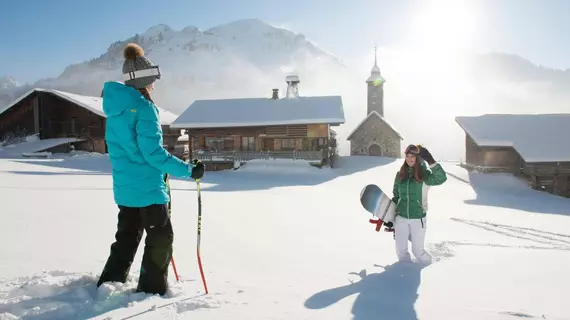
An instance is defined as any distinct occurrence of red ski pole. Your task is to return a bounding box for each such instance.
[195,179,209,294]
[170,257,180,281]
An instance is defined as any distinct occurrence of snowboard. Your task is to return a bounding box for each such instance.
[359,184,396,233]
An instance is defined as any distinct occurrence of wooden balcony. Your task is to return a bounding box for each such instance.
[191,150,325,162]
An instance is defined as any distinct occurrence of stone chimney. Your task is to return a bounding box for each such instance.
[285,75,300,98]
[272,88,279,99]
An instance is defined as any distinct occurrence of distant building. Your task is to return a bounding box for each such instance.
[455,113,570,198]
[346,47,402,157]
[0,88,179,155]
[170,75,345,170]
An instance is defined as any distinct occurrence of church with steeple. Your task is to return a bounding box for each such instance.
[346,46,403,157]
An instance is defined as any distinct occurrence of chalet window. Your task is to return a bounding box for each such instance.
[241,136,254,151]
[224,136,234,150]
[205,138,224,151]
[281,139,296,149]
[310,138,327,150]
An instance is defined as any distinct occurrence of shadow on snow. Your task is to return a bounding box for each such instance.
[186,156,398,192]
[445,164,570,216]
[304,261,425,320]
[4,155,398,192]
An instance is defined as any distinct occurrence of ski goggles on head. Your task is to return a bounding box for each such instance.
[405,144,420,155]
[122,65,162,81]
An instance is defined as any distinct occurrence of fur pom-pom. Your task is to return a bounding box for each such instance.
[124,43,144,60]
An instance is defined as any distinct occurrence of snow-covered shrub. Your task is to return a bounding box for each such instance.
[0,128,29,147]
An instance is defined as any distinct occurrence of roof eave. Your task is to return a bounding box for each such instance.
[346,111,403,140]
[1,87,179,125]
[0,88,47,116]
[455,116,556,163]
[171,118,346,129]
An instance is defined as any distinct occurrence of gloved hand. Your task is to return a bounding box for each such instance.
[189,159,205,180]
[418,145,435,165]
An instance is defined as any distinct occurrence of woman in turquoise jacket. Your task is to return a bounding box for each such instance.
[96,43,204,295]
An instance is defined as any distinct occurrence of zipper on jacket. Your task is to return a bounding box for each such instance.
[407,179,410,219]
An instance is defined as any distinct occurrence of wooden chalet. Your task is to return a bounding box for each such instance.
[0,88,180,155]
[455,114,570,198]
[170,78,345,170]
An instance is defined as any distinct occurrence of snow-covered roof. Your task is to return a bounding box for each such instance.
[170,96,345,129]
[346,111,403,141]
[0,88,178,125]
[455,114,570,163]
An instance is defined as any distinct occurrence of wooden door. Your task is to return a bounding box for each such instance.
[368,144,382,156]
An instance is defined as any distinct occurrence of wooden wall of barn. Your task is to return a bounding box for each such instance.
[39,92,105,139]
[38,92,107,153]
[0,94,36,140]
[464,134,522,173]
[463,133,570,198]
[162,125,181,154]
[523,162,570,198]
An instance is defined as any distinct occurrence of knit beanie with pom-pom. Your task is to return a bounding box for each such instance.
[122,43,161,89]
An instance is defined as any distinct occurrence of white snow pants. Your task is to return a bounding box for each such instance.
[394,215,432,264]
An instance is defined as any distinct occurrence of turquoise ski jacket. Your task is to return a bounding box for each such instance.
[102,81,191,207]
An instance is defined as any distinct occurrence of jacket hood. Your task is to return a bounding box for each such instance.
[102,81,144,117]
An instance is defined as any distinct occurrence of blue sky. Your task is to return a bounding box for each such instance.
[1,0,569,84]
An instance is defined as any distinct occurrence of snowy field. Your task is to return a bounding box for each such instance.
[0,153,569,320]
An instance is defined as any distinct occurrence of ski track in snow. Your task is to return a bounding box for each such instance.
[450,218,570,250]
[0,155,569,319]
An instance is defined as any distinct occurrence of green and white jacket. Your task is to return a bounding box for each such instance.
[392,162,447,219]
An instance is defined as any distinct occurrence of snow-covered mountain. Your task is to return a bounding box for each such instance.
[1,19,569,161]
[0,76,19,90]
[0,19,350,114]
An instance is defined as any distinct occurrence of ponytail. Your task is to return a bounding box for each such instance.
[137,87,154,104]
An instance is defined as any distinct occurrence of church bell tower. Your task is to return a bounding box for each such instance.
[366,45,385,116]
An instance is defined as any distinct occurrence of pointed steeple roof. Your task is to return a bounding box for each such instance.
[366,45,385,84]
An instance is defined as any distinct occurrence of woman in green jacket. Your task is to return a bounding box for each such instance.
[392,144,447,264]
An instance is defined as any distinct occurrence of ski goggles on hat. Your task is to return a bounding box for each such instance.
[122,65,162,81]
[405,144,419,155]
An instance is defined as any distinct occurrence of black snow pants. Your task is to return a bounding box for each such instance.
[96,203,173,295]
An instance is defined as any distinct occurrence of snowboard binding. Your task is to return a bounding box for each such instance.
[369,219,395,233]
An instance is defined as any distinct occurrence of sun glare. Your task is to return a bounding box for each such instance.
[372,0,481,113]
[407,0,479,53]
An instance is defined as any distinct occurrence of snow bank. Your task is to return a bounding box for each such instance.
[238,158,322,175]
[0,137,84,157]
[21,152,52,158]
